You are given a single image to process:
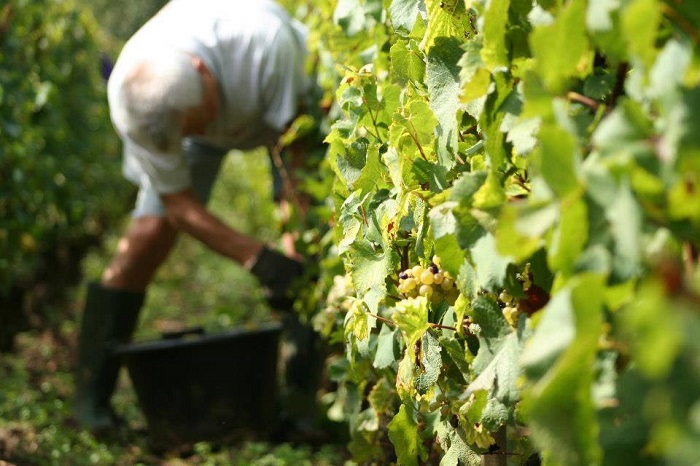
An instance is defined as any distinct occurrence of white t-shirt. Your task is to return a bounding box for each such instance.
[108,0,310,194]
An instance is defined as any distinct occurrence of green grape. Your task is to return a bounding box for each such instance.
[499,290,512,303]
[420,269,434,285]
[503,305,519,327]
[397,261,462,305]
[403,277,417,291]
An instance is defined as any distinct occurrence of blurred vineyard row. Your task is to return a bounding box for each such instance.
[0,0,167,350]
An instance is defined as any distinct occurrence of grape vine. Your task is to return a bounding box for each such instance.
[285,0,700,464]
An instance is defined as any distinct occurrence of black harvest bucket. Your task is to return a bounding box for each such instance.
[116,321,283,449]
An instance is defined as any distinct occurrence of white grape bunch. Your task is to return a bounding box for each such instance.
[397,256,459,305]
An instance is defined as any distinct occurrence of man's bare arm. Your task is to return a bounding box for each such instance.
[161,188,263,267]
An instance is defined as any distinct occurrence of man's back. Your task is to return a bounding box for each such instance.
[110,0,309,150]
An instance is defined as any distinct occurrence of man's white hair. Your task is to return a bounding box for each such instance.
[110,48,203,152]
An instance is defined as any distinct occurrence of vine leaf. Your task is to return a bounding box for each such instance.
[391,39,426,85]
[337,190,367,253]
[440,335,472,384]
[389,0,424,33]
[388,404,428,466]
[459,40,490,118]
[345,300,372,343]
[392,296,431,350]
[391,99,438,162]
[605,182,643,281]
[520,274,605,466]
[649,39,691,105]
[465,331,521,430]
[530,0,592,92]
[621,0,662,68]
[534,123,584,200]
[591,99,653,160]
[586,0,619,32]
[436,421,481,466]
[368,377,397,416]
[414,330,443,395]
[334,0,367,36]
[547,193,588,274]
[374,323,400,369]
[470,233,512,292]
[427,36,463,168]
[422,0,471,52]
[349,239,399,313]
[498,199,558,263]
[481,0,511,69]
[430,201,466,278]
[465,295,520,429]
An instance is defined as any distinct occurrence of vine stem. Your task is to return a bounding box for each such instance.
[367,312,396,326]
[431,323,458,331]
[607,62,630,109]
[481,427,508,466]
[363,97,385,144]
[269,140,309,230]
[365,311,458,332]
[407,121,429,161]
[567,91,600,111]
[684,241,699,279]
[662,3,700,44]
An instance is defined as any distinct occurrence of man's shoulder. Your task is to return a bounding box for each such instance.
[126,0,295,45]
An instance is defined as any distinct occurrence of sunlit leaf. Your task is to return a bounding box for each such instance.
[520,274,605,466]
[388,404,428,466]
[530,0,592,92]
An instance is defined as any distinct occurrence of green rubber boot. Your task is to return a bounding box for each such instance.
[73,282,143,430]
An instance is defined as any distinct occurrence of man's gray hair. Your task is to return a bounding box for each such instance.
[110,49,203,152]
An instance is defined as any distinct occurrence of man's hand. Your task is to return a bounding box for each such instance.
[249,246,305,311]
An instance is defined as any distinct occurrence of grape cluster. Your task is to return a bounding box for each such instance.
[499,290,519,327]
[499,263,549,326]
[397,256,459,305]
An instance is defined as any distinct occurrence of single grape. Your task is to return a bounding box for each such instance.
[441,278,453,290]
[429,264,439,274]
[499,290,512,303]
[419,284,433,296]
[412,265,424,277]
[433,272,444,284]
[403,277,417,291]
[399,272,408,280]
[420,269,434,285]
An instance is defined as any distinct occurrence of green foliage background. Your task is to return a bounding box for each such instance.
[0,0,128,291]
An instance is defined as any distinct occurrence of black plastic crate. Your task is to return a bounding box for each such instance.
[116,322,283,449]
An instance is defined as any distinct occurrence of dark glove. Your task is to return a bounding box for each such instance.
[249,247,304,311]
